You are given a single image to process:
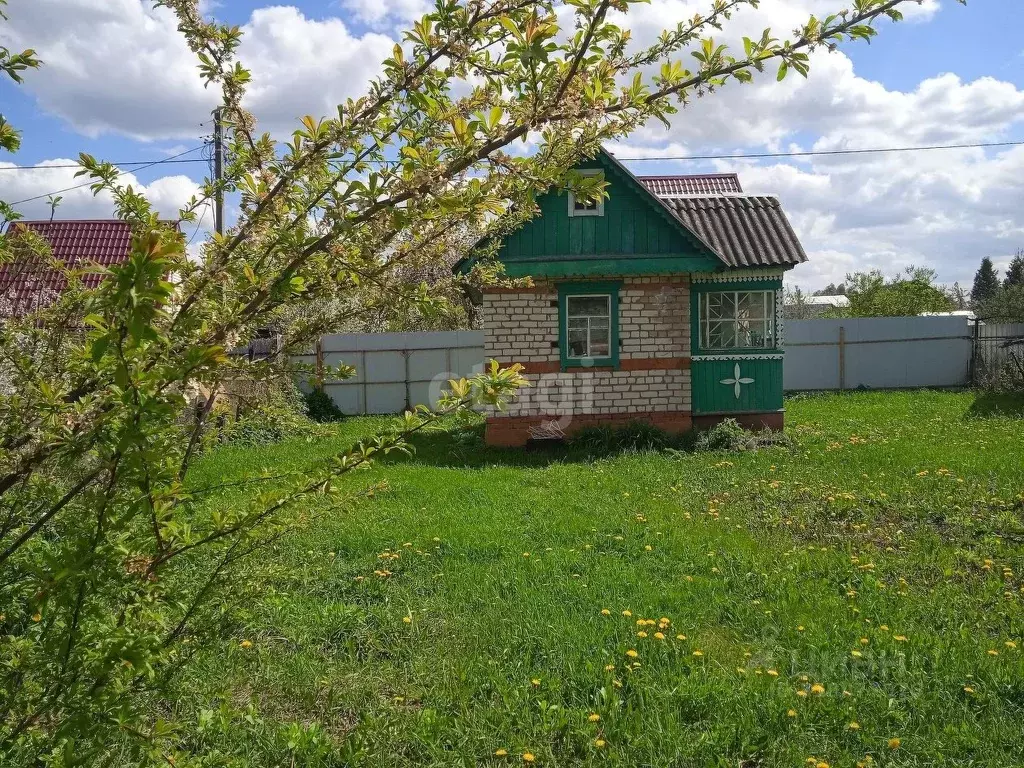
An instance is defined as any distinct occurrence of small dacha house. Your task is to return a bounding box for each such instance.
[456,149,807,447]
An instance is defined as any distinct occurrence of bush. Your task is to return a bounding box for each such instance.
[694,418,792,453]
[303,387,346,422]
[569,421,674,454]
[210,380,318,448]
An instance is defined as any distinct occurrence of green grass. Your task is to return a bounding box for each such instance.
[180,390,1024,767]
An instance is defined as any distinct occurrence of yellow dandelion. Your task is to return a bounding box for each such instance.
[594,739,606,748]
[600,609,611,616]
[239,639,253,648]
[893,635,908,642]
[637,631,648,638]
[626,649,638,659]
[963,685,975,693]
[851,650,863,658]
[879,625,889,631]
[604,664,615,671]
[987,649,999,656]
[644,545,653,551]
[787,709,797,718]
[796,690,808,698]
[523,552,530,558]
[495,749,508,757]
[692,650,703,657]
[622,610,632,617]
[860,637,869,645]
[659,617,670,625]
[654,632,665,640]
[767,669,779,677]
[816,762,830,768]
[531,678,541,686]
[587,713,600,722]
[676,634,687,641]
[32,613,41,623]
[888,738,901,750]
[403,616,412,624]
[797,626,805,632]
[811,683,825,695]
[1005,641,1017,649]
[522,753,535,763]
[848,722,860,730]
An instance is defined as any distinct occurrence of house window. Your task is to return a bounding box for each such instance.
[567,295,611,358]
[558,281,620,368]
[567,170,604,217]
[699,290,777,350]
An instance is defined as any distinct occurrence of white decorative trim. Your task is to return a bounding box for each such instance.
[690,269,785,283]
[693,354,784,362]
[776,289,785,348]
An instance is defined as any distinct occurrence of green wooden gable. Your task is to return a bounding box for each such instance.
[464,152,724,279]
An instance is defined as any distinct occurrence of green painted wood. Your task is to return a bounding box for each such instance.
[557,281,621,369]
[691,357,784,414]
[492,155,722,276]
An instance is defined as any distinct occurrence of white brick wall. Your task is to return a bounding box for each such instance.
[483,276,692,418]
[493,369,692,417]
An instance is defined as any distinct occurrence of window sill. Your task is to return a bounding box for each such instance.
[562,357,618,371]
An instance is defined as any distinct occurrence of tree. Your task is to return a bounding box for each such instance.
[0,0,955,762]
[844,266,954,317]
[814,282,846,296]
[1003,249,1024,289]
[977,284,1024,321]
[971,257,1000,306]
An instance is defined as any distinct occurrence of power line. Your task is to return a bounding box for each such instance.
[1,158,208,171]
[7,146,207,207]
[615,140,1024,162]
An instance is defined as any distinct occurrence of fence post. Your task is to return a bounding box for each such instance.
[315,337,324,390]
[838,325,846,391]
[969,319,980,387]
[403,349,411,412]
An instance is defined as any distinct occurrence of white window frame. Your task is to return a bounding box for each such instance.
[565,293,612,359]
[567,169,605,218]
[699,289,777,351]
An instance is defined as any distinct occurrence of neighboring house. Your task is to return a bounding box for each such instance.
[0,219,134,318]
[455,149,807,447]
[784,293,849,319]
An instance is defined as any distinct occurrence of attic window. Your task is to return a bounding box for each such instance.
[567,170,604,218]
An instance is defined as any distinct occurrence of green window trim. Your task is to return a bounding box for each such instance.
[558,281,621,370]
[690,279,782,357]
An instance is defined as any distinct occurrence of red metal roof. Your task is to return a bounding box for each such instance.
[638,173,743,196]
[0,220,133,317]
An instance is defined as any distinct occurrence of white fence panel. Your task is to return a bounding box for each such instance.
[784,316,971,391]
[301,331,485,414]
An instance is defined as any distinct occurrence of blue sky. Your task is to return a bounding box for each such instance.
[2,0,1022,288]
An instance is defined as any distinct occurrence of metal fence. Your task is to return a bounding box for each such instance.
[971,319,1024,387]
[783,316,973,391]
[291,317,1017,415]
[293,331,485,414]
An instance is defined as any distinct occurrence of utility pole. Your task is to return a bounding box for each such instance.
[213,107,224,235]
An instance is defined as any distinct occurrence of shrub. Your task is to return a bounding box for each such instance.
[303,387,346,422]
[694,418,792,453]
[569,421,673,454]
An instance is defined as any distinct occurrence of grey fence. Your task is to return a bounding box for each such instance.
[972,320,1024,386]
[294,331,485,414]
[300,317,1001,415]
[783,316,973,391]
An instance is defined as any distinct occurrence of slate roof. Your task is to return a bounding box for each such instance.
[638,173,742,196]
[0,220,133,316]
[659,196,807,269]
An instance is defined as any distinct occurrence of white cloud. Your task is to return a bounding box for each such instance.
[0,160,211,242]
[2,1,393,140]
[337,0,430,28]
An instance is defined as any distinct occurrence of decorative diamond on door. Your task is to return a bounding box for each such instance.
[720,363,755,399]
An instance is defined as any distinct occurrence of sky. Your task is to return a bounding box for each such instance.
[0,0,1022,291]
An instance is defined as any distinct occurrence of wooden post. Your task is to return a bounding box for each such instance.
[838,325,846,392]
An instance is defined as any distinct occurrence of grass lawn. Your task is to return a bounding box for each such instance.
[180,390,1024,767]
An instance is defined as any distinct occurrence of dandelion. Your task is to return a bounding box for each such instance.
[797,626,805,632]
[787,709,797,717]
[626,649,638,659]
[522,753,536,763]
[587,713,600,722]
[796,690,808,698]
[1005,641,1017,649]
[893,635,908,642]
[676,634,686,641]
[32,613,41,623]
[644,545,653,552]
[692,650,703,657]
[594,739,606,748]
[495,749,508,757]
[816,762,830,768]
[601,609,611,616]
[767,669,779,677]
[888,738,901,750]
[622,610,632,617]
[654,632,665,640]
[848,722,860,730]
[860,637,869,645]
[604,664,615,671]
[963,686,975,693]
[239,640,253,648]
[531,678,541,686]
[987,649,999,656]
[879,625,889,631]
[523,552,530,558]
[811,683,825,695]
[659,617,670,625]
[851,650,863,658]
[637,631,648,638]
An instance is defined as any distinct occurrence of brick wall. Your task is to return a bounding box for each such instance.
[482,276,693,443]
